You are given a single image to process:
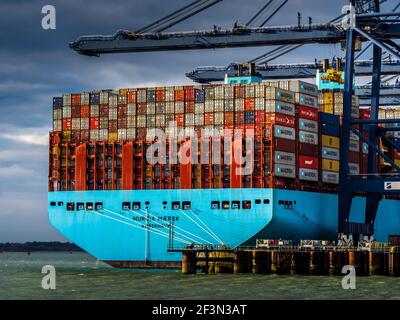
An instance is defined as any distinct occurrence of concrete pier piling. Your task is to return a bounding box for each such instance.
[252,250,271,274]
[182,250,197,274]
[233,250,252,274]
[180,246,400,277]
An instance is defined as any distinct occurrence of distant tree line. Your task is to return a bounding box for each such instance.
[0,242,83,252]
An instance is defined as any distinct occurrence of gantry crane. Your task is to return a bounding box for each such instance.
[70,0,400,244]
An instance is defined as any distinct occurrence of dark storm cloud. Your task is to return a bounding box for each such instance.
[0,0,393,241]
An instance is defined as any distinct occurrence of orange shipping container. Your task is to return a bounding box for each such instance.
[156,89,165,102]
[244,98,255,111]
[184,87,195,101]
[71,94,81,106]
[90,117,99,129]
[127,90,136,103]
[204,113,214,125]
[62,119,71,131]
[174,114,184,126]
[81,105,90,118]
[235,86,245,98]
[175,90,185,101]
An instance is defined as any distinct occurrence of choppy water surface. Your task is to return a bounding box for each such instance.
[1,252,400,300]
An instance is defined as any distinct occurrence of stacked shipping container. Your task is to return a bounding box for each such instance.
[49,81,398,194]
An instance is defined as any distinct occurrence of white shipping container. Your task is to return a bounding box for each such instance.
[137,89,147,103]
[147,103,156,115]
[81,93,90,105]
[90,130,99,141]
[118,129,127,140]
[205,100,215,112]
[299,168,319,182]
[274,164,296,178]
[224,86,234,99]
[156,102,165,114]
[165,89,175,102]
[299,130,318,145]
[90,105,99,117]
[136,115,146,128]
[63,94,71,106]
[214,100,224,112]
[322,171,339,184]
[298,118,319,133]
[195,103,204,114]
[99,117,108,129]
[99,129,108,140]
[255,84,265,98]
[234,98,244,111]
[214,86,224,99]
[245,85,255,98]
[274,151,296,166]
[127,115,136,128]
[109,95,118,107]
[53,109,62,120]
[296,93,318,108]
[175,102,184,114]
[349,162,360,175]
[185,113,195,126]
[127,103,136,115]
[214,112,224,125]
[254,98,265,111]
[349,139,360,152]
[156,114,165,127]
[80,118,89,130]
[166,102,175,114]
[109,107,117,120]
[53,120,62,132]
[62,106,71,118]
[289,80,318,97]
[147,115,156,128]
[71,118,81,130]
[100,92,109,104]
[321,147,340,160]
[265,100,295,116]
[195,114,204,126]
[118,93,127,104]
[274,125,296,141]
[224,99,234,112]
[265,87,295,103]
[127,128,136,139]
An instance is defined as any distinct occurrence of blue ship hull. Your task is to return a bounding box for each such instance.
[48,189,400,268]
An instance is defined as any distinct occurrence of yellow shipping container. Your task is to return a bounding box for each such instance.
[52,146,60,156]
[323,92,334,105]
[108,132,118,142]
[321,135,340,148]
[61,131,71,141]
[395,159,400,167]
[323,104,334,114]
[322,159,340,172]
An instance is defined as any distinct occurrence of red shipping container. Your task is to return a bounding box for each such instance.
[298,143,318,156]
[109,120,118,132]
[62,119,71,130]
[81,105,90,118]
[118,117,127,129]
[298,106,318,121]
[185,101,195,113]
[127,90,136,103]
[395,150,400,159]
[204,113,214,125]
[273,137,296,153]
[349,151,360,163]
[118,105,127,117]
[71,94,81,106]
[174,114,184,126]
[265,113,296,128]
[100,104,109,117]
[235,86,245,98]
[360,108,371,119]
[254,125,263,139]
[80,130,89,141]
[234,112,244,124]
[90,117,99,129]
[184,87,195,101]
[224,112,234,125]
[71,105,81,118]
[299,155,318,170]
[71,130,81,143]
[244,98,255,111]
[156,90,165,102]
[137,103,147,115]
[175,90,185,101]
[136,128,147,140]
[254,111,265,123]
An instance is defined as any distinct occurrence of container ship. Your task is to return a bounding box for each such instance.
[48,80,400,268]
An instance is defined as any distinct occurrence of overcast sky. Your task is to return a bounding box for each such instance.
[0,0,391,242]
